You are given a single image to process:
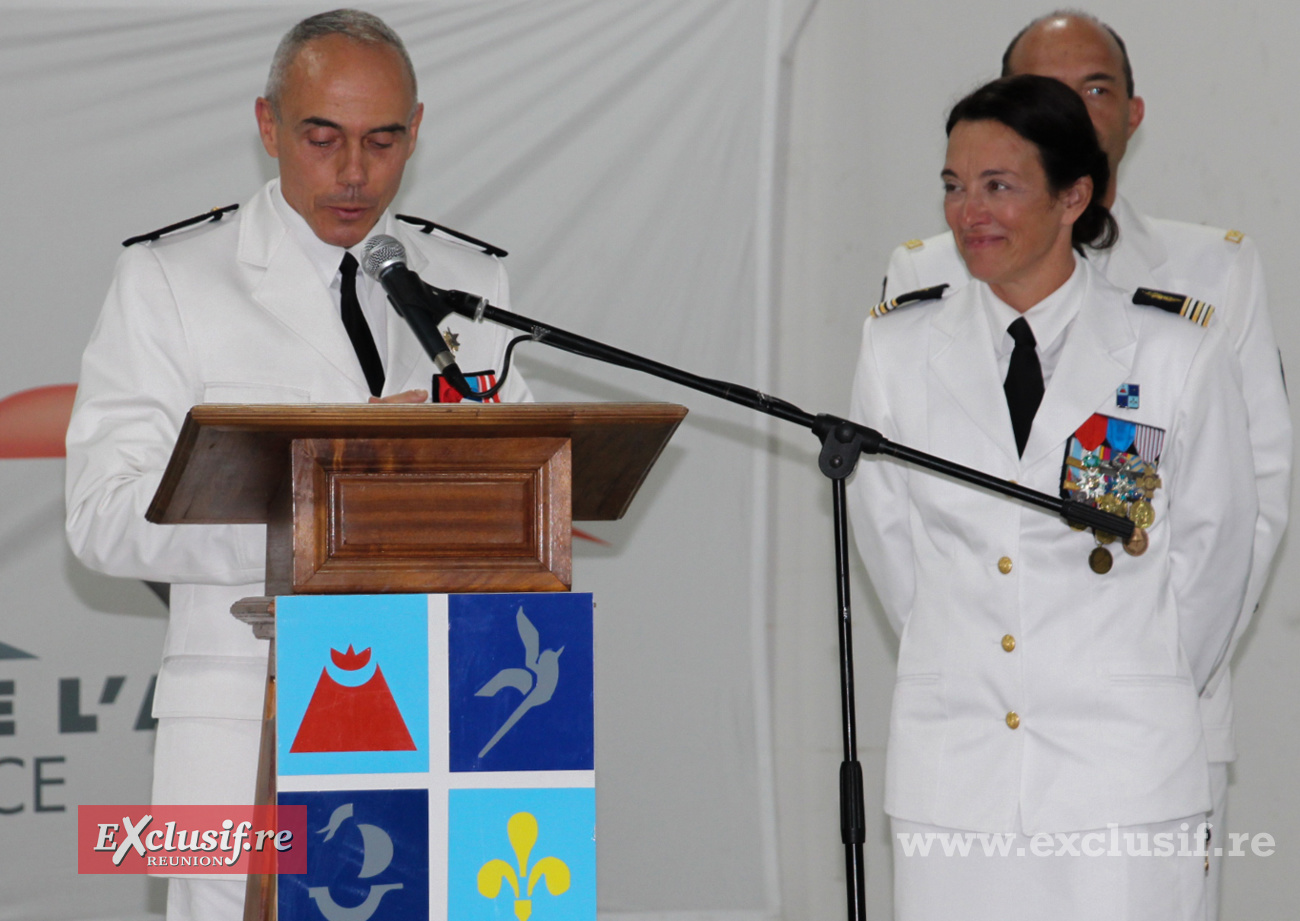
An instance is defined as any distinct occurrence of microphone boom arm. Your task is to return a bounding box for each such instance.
[430,287,1134,539]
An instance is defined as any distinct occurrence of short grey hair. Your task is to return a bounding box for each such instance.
[264,9,418,117]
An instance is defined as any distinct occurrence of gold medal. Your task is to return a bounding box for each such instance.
[1123,526,1149,557]
[1098,494,1123,514]
[1129,499,1155,529]
[1089,546,1114,574]
[1094,530,1116,545]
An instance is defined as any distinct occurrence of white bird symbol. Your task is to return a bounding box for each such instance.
[475,608,564,757]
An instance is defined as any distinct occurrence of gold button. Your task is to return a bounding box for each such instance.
[1005,711,1020,730]
[997,556,1013,574]
[1001,634,1016,652]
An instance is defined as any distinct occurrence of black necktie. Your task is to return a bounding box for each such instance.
[339,252,385,397]
[1004,317,1044,457]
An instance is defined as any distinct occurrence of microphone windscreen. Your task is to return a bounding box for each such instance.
[362,234,406,279]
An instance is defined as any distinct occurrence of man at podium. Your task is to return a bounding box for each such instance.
[65,9,529,919]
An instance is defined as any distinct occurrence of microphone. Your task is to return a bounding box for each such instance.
[361,234,473,398]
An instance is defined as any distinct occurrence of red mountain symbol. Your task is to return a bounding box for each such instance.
[290,645,416,753]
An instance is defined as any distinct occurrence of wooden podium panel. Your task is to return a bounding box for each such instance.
[148,402,686,594]
[271,436,572,594]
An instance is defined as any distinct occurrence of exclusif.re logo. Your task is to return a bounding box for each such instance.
[77,805,307,874]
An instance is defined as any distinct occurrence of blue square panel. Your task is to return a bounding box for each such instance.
[448,787,596,920]
[448,593,593,772]
[278,595,429,775]
[278,788,429,921]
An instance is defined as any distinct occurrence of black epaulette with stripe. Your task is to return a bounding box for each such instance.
[870,284,948,319]
[1132,287,1215,327]
[396,214,507,258]
[122,204,239,247]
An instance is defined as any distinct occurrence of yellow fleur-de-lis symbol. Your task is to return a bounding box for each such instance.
[476,812,571,920]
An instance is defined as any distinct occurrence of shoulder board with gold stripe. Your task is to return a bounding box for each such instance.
[396,214,507,257]
[122,204,238,247]
[870,284,948,319]
[1132,287,1215,327]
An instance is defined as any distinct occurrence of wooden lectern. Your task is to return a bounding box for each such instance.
[146,402,687,920]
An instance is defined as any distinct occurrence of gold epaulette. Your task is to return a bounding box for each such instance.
[1132,287,1215,327]
[870,284,948,319]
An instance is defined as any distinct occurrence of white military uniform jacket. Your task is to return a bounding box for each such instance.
[882,195,1291,762]
[65,180,530,800]
[848,260,1256,833]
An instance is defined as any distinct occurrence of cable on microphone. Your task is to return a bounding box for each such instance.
[364,234,531,402]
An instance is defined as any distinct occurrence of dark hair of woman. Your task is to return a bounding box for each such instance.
[946,74,1118,250]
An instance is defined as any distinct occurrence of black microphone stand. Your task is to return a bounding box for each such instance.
[432,288,1132,921]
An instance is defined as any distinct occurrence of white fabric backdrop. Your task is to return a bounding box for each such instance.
[17,3,1291,920]
[0,3,784,918]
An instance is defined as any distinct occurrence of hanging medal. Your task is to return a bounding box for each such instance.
[1089,544,1114,574]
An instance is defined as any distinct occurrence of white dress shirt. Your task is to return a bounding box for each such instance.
[982,255,1084,391]
[271,180,390,371]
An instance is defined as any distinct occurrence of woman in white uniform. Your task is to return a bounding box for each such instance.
[848,75,1256,920]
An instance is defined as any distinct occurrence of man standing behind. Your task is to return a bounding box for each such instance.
[65,10,528,920]
[880,12,1290,915]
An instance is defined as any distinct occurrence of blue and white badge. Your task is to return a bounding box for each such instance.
[1116,383,1140,409]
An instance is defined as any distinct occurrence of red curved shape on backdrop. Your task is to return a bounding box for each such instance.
[0,384,78,458]
[571,527,610,546]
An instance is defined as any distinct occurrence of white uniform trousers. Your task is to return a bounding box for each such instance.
[893,814,1208,921]
[166,879,246,921]
[155,716,261,921]
[152,716,262,809]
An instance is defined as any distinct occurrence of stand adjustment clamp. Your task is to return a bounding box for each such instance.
[814,415,883,480]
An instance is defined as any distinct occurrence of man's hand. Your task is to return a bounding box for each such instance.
[368,389,428,404]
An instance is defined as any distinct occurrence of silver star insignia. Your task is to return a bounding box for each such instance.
[1113,473,1138,500]
[1078,468,1107,500]
[441,327,460,352]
